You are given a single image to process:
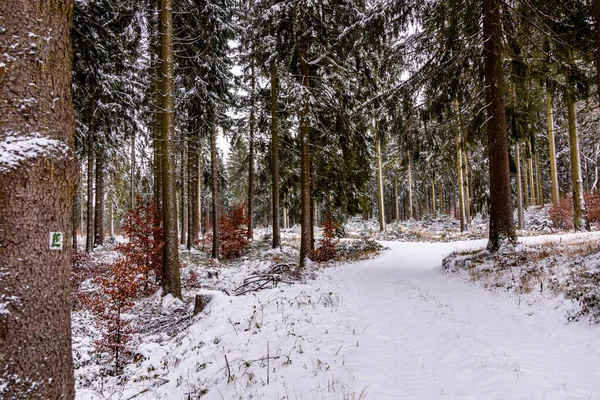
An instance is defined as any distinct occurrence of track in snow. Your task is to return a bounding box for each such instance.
[331,238,600,400]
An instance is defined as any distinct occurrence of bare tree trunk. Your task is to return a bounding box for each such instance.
[180,139,188,245]
[86,90,95,253]
[109,186,115,238]
[456,123,466,232]
[210,121,220,260]
[160,0,182,298]
[376,136,386,231]
[73,191,78,250]
[299,46,312,268]
[94,148,105,246]
[407,158,414,220]
[151,0,162,213]
[565,69,589,231]
[431,178,436,215]
[546,87,560,207]
[462,145,471,224]
[594,0,600,107]
[271,62,281,247]
[247,64,256,240]
[187,130,198,250]
[483,0,517,251]
[515,142,524,230]
[527,141,535,206]
[0,1,76,397]
[535,152,542,205]
[395,174,400,221]
[522,144,529,209]
[131,132,135,210]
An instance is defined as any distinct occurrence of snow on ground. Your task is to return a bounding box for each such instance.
[76,232,600,400]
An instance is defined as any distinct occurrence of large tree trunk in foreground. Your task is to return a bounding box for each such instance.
[271,62,281,248]
[483,0,517,251]
[160,0,182,298]
[86,90,95,252]
[299,47,312,268]
[94,148,105,246]
[0,1,76,398]
[210,121,220,260]
[565,69,589,231]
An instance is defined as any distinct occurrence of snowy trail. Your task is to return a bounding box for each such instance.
[76,233,600,400]
[332,237,600,400]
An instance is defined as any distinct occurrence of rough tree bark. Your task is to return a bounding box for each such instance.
[180,139,188,245]
[299,46,312,268]
[483,0,517,251]
[271,61,281,248]
[187,129,199,250]
[210,121,220,260]
[407,157,414,220]
[376,136,386,231]
[565,68,589,231]
[0,1,76,398]
[94,147,105,246]
[515,142,524,230]
[247,63,256,240]
[86,90,95,252]
[546,87,560,207]
[160,0,182,298]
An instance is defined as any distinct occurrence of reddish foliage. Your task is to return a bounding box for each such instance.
[71,202,165,372]
[88,257,144,372]
[310,214,339,263]
[549,192,600,230]
[116,202,164,290]
[219,203,250,259]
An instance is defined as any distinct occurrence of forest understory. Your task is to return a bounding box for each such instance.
[72,206,600,400]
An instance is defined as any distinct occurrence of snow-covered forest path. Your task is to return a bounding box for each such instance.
[334,238,600,399]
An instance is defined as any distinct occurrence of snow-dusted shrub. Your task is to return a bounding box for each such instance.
[219,203,250,259]
[310,214,339,262]
[549,192,600,230]
[565,264,600,322]
[116,201,163,290]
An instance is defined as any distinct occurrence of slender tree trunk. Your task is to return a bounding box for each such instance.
[565,69,589,231]
[395,174,400,221]
[0,1,76,397]
[86,90,95,252]
[131,133,135,210]
[527,141,535,206]
[299,47,312,268]
[456,124,466,232]
[109,190,115,238]
[431,178,436,215]
[270,62,281,247]
[407,158,414,220]
[187,130,198,250]
[94,149,105,246]
[535,153,542,205]
[247,64,256,240]
[438,181,443,216]
[594,0,600,106]
[151,1,162,213]
[210,121,220,259]
[376,137,386,231]
[160,0,182,298]
[483,0,517,251]
[73,191,78,250]
[180,140,188,245]
[546,87,560,207]
[515,142,524,230]
[462,146,471,223]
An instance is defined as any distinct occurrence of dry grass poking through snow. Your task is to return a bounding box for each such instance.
[443,239,600,322]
